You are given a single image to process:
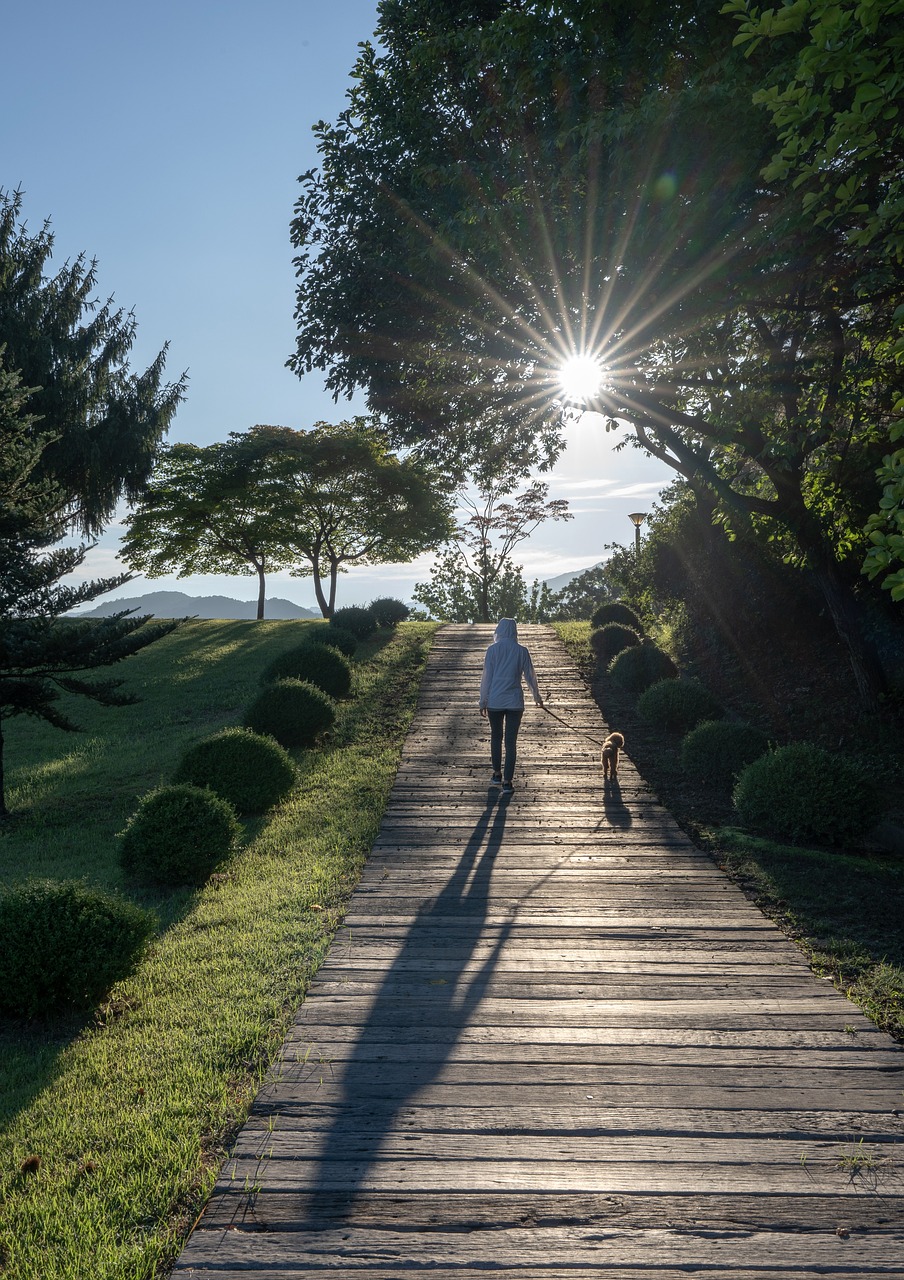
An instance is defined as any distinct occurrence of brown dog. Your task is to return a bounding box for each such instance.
[601,731,625,780]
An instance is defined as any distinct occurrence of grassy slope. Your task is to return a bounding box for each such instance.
[0,619,438,1279]
[553,621,904,1042]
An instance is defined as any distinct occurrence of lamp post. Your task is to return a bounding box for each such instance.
[627,511,647,555]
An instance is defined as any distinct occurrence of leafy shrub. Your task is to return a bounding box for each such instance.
[0,880,157,1018]
[680,719,769,790]
[120,784,241,885]
[330,605,376,639]
[637,677,723,735]
[608,640,678,696]
[243,678,335,748]
[261,642,352,699]
[369,596,411,627]
[173,727,296,814]
[591,601,644,632]
[733,742,884,846]
[590,622,641,664]
[307,624,357,657]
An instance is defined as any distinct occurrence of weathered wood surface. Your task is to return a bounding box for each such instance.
[173,624,904,1278]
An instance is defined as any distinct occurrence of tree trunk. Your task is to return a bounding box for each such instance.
[809,549,887,714]
[256,562,266,620]
[310,550,331,617]
[328,561,339,616]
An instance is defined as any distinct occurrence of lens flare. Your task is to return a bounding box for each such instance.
[559,354,604,405]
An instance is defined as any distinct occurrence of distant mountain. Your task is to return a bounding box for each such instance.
[78,591,318,620]
[543,562,604,592]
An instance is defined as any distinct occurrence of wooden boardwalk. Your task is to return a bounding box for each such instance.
[173,624,904,1278]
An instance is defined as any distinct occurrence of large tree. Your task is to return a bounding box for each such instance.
[121,438,296,620]
[290,0,903,708]
[0,189,186,535]
[236,420,454,617]
[0,363,178,818]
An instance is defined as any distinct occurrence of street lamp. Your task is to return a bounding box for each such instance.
[627,511,647,555]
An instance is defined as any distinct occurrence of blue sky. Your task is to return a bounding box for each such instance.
[3,1,672,610]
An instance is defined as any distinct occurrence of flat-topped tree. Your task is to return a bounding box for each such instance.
[243,420,454,618]
[290,0,902,709]
[121,438,296,620]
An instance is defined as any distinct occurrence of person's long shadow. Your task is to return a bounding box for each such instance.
[296,787,514,1225]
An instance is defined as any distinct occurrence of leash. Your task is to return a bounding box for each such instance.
[542,704,607,750]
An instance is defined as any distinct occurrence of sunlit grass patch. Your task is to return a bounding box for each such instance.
[0,619,438,1279]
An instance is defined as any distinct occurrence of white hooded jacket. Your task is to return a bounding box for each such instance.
[478,618,542,710]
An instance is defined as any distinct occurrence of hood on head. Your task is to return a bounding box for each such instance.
[494,618,518,643]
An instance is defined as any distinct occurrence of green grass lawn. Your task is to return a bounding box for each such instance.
[0,618,438,1279]
[553,620,904,1042]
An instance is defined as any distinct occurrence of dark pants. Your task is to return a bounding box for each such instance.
[487,707,523,782]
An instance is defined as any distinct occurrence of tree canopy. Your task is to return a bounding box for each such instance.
[291,0,903,705]
[0,189,186,536]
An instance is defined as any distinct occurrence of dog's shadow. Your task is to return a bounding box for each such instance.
[601,776,632,827]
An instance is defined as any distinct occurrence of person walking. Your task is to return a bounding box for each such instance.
[478,618,543,794]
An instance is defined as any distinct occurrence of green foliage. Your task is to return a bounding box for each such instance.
[591,601,644,632]
[369,596,411,627]
[0,189,185,537]
[550,565,613,620]
[173,727,296,815]
[120,438,295,620]
[261,642,352,699]
[0,880,157,1018]
[119,784,241,885]
[637,677,723,735]
[243,678,336,748]
[589,622,641,665]
[330,605,376,639]
[680,719,769,790]
[864,414,904,602]
[733,742,884,846]
[608,640,678,696]
[307,623,357,656]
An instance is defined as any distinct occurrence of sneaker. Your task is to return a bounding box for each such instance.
[490,774,502,786]
[501,780,514,794]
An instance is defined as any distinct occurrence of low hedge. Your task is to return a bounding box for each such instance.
[637,677,723,736]
[307,624,357,657]
[0,880,157,1018]
[330,605,376,639]
[243,677,336,748]
[680,719,769,790]
[733,742,883,846]
[607,640,678,696]
[590,601,644,632]
[590,622,641,665]
[120,784,241,885]
[174,727,296,814]
[261,642,352,700]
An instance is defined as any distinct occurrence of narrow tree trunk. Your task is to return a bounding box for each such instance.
[256,562,266,620]
[809,550,887,714]
[310,549,331,617]
[328,561,339,616]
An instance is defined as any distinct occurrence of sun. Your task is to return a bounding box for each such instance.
[559,354,604,405]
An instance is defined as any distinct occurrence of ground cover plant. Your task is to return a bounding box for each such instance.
[0,617,438,1278]
[554,620,904,1042]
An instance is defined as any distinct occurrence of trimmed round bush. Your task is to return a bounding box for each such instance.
[637,677,723,735]
[0,880,157,1018]
[329,605,376,639]
[590,622,641,665]
[369,596,410,628]
[591,601,644,632]
[244,677,335,748]
[261,642,352,699]
[120,784,240,885]
[307,624,357,657]
[173,727,296,814]
[680,719,769,790]
[608,640,678,696]
[733,742,884,846]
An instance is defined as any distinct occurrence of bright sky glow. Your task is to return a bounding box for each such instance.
[559,355,605,405]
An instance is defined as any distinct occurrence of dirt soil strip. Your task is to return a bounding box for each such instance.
[171,623,904,1279]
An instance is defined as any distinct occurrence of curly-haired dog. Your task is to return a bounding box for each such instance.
[602,731,625,780]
